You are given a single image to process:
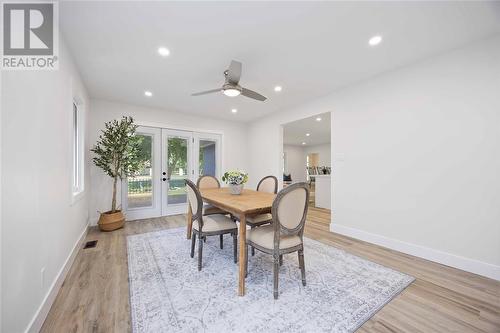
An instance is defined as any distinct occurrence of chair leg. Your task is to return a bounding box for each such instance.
[233,232,237,263]
[251,226,255,256]
[198,234,203,271]
[190,232,196,258]
[273,254,279,299]
[298,249,306,286]
[220,234,223,249]
[279,254,283,266]
[245,244,249,278]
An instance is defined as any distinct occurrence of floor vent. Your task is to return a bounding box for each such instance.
[84,240,98,249]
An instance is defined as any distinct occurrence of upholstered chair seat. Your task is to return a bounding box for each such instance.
[247,225,302,250]
[246,213,273,226]
[193,214,237,232]
[202,204,227,216]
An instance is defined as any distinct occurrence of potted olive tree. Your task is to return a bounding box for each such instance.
[91,116,144,231]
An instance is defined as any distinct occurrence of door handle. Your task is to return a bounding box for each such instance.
[162,171,166,175]
[162,178,167,181]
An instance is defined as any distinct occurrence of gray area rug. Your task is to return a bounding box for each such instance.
[127,227,414,333]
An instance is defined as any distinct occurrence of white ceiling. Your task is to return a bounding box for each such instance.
[61,1,500,122]
[283,112,331,147]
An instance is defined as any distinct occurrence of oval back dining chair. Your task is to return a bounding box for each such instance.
[197,175,221,189]
[256,175,278,194]
[196,175,229,216]
[246,175,278,256]
[246,182,309,299]
[185,179,238,271]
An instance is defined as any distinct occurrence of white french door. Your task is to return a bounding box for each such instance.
[122,126,162,220]
[122,126,221,220]
[161,129,193,216]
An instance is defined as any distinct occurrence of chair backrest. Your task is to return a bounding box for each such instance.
[257,175,278,194]
[197,175,220,189]
[272,182,309,245]
[185,179,203,226]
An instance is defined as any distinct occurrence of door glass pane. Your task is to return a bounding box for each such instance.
[127,134,153,208]
[199,139,216,177]
[168,136,188,204]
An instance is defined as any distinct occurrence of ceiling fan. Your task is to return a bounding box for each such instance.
[191,60,267,101]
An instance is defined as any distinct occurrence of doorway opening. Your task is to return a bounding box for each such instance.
[282,112,331,211]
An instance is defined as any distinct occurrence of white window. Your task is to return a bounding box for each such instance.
[72,101,84,198]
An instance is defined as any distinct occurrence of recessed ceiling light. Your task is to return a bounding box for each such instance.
[316,117,322,122]
[144,91,153,97]
[158,47,170,57]
[231,108,238,113]
[302,142,306,145]
[368,35,383,46]
[274,86,282,92]
[306,133,310,136]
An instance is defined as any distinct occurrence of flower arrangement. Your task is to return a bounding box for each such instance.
[222,170,249,185]
[222,170,248,195]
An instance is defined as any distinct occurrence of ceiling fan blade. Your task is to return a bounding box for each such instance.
[241,88,267,101]
[226,60,242,84]
[191,88,221,96]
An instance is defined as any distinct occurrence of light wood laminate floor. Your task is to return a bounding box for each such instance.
[41,208,500,332]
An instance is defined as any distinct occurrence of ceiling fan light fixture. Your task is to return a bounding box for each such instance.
[223,87,241,97]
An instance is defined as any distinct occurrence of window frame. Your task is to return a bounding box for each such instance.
[71,100,85,203]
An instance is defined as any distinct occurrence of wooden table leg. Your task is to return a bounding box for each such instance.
[238,213,246,296]
[186,203,193,239]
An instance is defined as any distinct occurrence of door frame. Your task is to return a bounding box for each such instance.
[121,126,162,220]
[122,123,223,220]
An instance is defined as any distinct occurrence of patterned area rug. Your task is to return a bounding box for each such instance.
[127,227,414,333]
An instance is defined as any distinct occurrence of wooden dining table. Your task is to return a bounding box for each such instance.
[186,187,276,296]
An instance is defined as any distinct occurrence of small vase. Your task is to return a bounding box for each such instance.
[229,184,244,195]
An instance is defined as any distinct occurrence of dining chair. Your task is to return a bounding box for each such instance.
[245,182,309,299]
[186,179,238,271]
[246,175,278,256]
[197,175,229,216]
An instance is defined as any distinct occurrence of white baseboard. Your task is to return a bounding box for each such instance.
[25,224,89,333]
[330,223,500,281]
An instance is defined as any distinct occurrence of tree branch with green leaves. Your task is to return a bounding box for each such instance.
[91,116,145,213]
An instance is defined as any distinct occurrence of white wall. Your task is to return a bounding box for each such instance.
[283,145,306,182]
[304,143,331,166]
[248,36,500,280]
[1,40,90,332]
[0,65,3,332]
[88,100,249,225]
